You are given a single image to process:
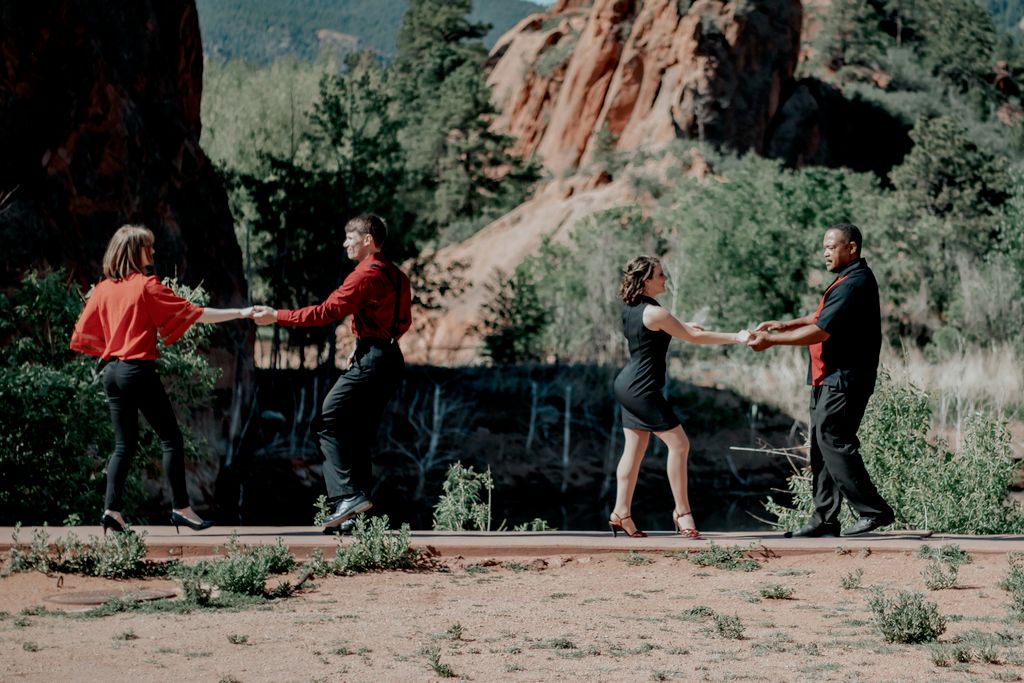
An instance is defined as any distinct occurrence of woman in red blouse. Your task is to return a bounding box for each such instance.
[71,225,253,534]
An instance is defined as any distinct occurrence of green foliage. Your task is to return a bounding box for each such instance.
[512,518,555,532]
[918,0,997,93]
[3,524,160,579]
[759,583,794,599]
[479,268,548,364]
[813,0,886,78]
[766,372,1024,534]
[922,559,959,590]
[432,462,493,531]
[916,544,972,566]
[656,154,857,330]
[423,643,456,677]
[686,542,761,572]
[868,588,946,643]
[711,614,745,639]
[840,568,864,590]
[173,535,296,601]
[624,551,654,566]
[333,514,421,573]
[1000,552,1024,621]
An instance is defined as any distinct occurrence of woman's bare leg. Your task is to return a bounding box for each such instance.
[612,428,650,534]
[657,425,697,532]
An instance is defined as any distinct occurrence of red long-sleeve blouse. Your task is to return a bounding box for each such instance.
[70,273,204,361]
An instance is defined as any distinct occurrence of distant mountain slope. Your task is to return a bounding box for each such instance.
[196,0,545,63]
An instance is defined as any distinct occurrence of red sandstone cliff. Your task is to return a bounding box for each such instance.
[488,0,803,176]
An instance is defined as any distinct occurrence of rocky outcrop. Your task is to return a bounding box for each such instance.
[0,1,251,512]
[488,0,804,175]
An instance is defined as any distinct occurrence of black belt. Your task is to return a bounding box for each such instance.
[356,337,396,349]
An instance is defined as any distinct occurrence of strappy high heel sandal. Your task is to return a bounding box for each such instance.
[672,510,701,539]
[609,512,648,538]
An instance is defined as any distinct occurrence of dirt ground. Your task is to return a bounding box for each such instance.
[1,548,1023,682]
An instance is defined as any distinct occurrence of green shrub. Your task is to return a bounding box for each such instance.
[512,518,555,532]
[686,542,761,571]
[766,372,1024,534]
[432,462,493,531]
[917,544,972,566]
[999,552,1024,621]
[759,583,794,600]
[840,568,864,590]
[3,524,159,579]
[922,560,959,590]
[172,533,297,599]
[334,515,420,573]
[868,589,946,643]
[711,614,745,639]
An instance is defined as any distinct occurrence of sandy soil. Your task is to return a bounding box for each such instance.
[1,549,1022,682]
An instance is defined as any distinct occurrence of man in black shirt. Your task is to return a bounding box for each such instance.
[748,224,895,537]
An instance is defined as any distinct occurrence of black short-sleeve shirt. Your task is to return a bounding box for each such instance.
[808,258,881,386]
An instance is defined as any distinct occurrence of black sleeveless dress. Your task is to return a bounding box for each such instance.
[613,296,680,432]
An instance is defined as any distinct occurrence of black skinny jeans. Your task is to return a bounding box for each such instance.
[103,359,190,511]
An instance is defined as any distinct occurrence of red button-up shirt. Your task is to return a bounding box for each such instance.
[276,253,412,339]
[70,273,204,360]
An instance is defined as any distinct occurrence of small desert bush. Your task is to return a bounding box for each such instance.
[173,535,296,601]
[333,515,420,573]
[711,614,745,639]
[840,568,864,590]
[432,462,493,531]
[917,544,972,566]
[686,542,760,571]
[923,560,959,590]
[868,589,946,643]
[999,552,1024,621]
[4,524,159,579]
[759,583,794,600]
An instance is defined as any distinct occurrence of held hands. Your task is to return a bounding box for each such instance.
[746,330,773,351]
[249,305,278,326]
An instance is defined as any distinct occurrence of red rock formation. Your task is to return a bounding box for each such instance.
[488,0,803,175]
[0,1,252,511]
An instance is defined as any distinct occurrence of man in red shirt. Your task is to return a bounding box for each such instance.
[253,214,412,531]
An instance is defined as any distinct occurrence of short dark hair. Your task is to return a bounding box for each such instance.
[829,223,863,252]
[345,214,388,247]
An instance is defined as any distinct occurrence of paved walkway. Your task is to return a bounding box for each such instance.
[2,526,1023,560]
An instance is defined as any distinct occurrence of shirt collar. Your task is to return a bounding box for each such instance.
[354,252,385,271]
[836,257,866,278]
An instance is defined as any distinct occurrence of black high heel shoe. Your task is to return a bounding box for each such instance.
[170,510,214,533]
[100,513,126,536]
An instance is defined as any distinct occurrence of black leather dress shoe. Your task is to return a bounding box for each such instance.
[322,493,372,529]
[841,514,895,537]
[784,522,840,538]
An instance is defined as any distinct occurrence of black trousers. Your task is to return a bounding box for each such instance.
[808,382,894,525]
[103,359,189,511]
[318,340,404,500]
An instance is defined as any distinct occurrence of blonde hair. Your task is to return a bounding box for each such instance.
[102,224,154,281]
[618,256,660,305]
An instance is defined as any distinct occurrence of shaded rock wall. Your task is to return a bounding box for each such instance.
[0,1,252,513]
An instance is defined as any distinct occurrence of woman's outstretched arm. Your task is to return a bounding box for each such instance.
[196,307,254,324]
[643,306,744,345]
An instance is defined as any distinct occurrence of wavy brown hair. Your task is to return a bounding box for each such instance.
[618,256,660,305]
[102,224,154,281]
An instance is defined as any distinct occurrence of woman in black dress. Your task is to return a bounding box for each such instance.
[610,256,745,538]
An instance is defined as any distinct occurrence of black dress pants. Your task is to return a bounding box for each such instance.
[808,382,894,525]
[103,359,189,511]
[318,340,404,500]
